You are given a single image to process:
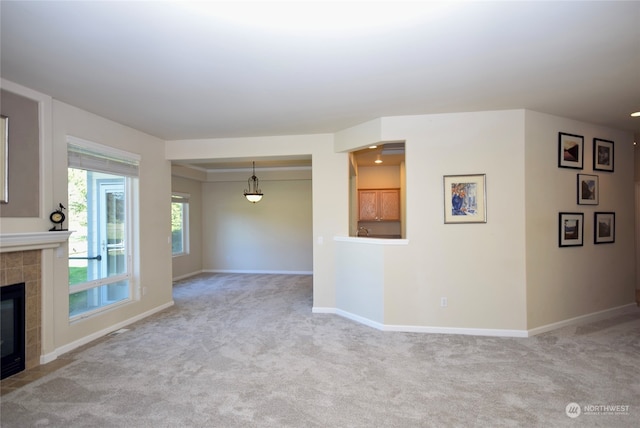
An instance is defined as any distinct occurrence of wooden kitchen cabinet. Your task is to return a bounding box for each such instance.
[358,189,400,221]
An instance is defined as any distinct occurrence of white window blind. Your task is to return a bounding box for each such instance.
[67,137,140,177]
[172,192,190,203]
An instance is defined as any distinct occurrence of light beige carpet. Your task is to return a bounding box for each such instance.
[1,273,639,427]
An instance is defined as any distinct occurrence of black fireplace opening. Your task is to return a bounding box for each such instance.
[1,282,26,380]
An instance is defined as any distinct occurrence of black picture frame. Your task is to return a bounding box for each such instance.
[593,138,614,172]
[558,132,584,169]
[577,174,598,205]
[559,212,584,247]
[594,212,615,244]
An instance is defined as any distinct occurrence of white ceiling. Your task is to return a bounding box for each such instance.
[2,1,639,147]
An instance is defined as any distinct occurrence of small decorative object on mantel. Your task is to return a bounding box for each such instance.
[49,203,67,231]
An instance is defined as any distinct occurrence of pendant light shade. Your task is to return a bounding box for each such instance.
[244,162,263,203]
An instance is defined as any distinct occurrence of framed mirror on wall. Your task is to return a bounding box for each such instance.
[0,115,7,204]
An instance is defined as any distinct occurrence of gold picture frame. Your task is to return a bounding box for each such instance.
[443,174,487,224]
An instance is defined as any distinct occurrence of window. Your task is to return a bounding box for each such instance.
[171,193,190,256]
[67,137,139,319]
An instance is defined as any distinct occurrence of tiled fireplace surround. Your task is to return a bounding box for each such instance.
[0,250,42,370]
[0,232,71,372]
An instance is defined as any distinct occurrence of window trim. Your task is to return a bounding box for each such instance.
[67,136,139,320]
[171,192,190,257]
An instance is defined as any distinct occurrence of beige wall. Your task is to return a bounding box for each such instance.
[4,75,633,353]
[48,101,173,357]
[0,79,174,360]
[636,143,640,292]
[357,165,401,188]
[168,109,635,335]
[202,179,312,273]
[336,110,528,331]
[524,111,635,329]
[171,174,203,280]
[166,133,344,309]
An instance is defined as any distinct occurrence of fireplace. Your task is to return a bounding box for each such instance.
[1,231,72,372]
[1,282,25,379]
[0,248,43,374]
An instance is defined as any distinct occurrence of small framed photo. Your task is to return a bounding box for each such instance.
[594,212,615,244]
[558,132,584,169]
[443,174,487,224]
[593,138,614,172]
[577,174,598,205]
[559,212,584,247]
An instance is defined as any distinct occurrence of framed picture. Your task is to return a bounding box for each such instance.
[559,212,584,247]
[558,132,584,169]
[0,115,7,204]
[593,138,614,172]
[443,174,487,224]
[577,174,598,205]
[594,212,615,244]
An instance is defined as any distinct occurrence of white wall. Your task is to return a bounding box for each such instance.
[202,179,312,273]
[524,111,635,329]
[171,173,203,280]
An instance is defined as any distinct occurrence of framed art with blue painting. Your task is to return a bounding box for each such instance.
[443,174,486,224]
[558,132,583,169]
[559,212,583,247]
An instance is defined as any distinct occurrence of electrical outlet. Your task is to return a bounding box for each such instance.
[440,297,448,307]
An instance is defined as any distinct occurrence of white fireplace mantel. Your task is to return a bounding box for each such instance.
[0,231,72,253]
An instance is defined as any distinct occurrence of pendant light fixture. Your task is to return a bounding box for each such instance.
[243,161,263,203]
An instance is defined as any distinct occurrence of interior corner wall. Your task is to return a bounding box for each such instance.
[50,100,173,354]
[524,110,636,329]
[202,179,312,273]
[171,175,203,280]
[335,110,528,331]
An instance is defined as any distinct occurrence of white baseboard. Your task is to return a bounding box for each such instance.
[335,308,386,330]
[311,307,337,314]
[40,300,175,365]
[526,303,639,337]
[331,308,527,337]
[314,304,639,338]
[203,269,313,275]
[172,270,204,282]
[382,324,528,337]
